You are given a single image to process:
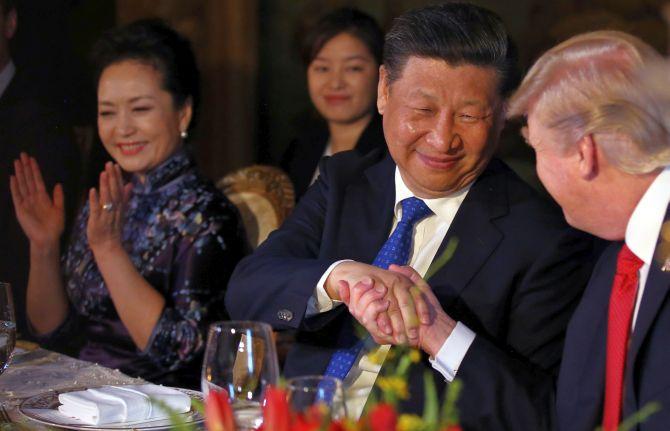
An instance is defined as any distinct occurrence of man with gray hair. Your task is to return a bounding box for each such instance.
[508,30,669,430]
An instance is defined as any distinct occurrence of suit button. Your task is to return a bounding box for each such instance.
[277,309,293,322]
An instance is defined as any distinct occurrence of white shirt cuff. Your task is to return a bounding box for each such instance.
[429,321,476,382]
[305,259,352,317]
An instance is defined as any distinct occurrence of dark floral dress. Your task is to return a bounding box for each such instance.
[43,148,248,388]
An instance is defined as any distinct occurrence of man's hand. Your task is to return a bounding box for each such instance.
[328,262,430,345]
[388,265,457,357]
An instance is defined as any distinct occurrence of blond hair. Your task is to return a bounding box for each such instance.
[507,31,670,174]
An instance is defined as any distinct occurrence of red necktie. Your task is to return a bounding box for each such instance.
[602,244,643,431]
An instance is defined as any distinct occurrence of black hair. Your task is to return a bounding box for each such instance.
[0,0,16,15]
[384,2,519,96]
[301,7,383,67]
[91,19,200,131]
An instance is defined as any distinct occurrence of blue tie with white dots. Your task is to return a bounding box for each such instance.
[322,197,433,381]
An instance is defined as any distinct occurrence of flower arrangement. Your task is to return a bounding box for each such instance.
[202,347,463,431]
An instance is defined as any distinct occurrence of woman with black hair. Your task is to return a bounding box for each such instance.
[11,19,248,388]
[281,8,386,200]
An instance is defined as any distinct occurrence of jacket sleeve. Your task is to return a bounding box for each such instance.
[225,158,345,331]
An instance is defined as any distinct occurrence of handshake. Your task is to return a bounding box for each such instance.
[325,261,456,357]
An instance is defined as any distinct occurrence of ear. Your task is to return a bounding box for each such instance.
[377,65,389,115]
[577,134,598,180]
[178,97,193,134]
[4,8,16,40]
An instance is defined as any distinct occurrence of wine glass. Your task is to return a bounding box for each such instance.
[0,283,15,375]
[286,375,347,420]
[201,321,279,430]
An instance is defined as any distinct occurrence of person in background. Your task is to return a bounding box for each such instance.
[0,0,80,338]
[11,19,248,388]
[281,7,385,200]
[508,31,670,431]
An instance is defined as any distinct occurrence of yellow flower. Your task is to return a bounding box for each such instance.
[367,348,387,366]
[377,376,409,400]
[398,414,425,431]
[408,349,421,363]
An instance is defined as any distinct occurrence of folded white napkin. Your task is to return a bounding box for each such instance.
[57,384,191,425]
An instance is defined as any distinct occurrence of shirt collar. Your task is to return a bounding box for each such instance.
[0,60,16,99]
[626,166,670,265]
[393,167,471,220]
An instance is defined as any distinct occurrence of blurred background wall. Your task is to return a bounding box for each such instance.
[10,0,669,188]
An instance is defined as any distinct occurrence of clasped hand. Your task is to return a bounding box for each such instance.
[326,262,455,356]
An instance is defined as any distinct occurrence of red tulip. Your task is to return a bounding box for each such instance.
[262,386,291,431]
[368,403,397,431]
[205,390,236,431]
[442,426,463,431]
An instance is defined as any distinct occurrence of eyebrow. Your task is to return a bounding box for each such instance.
[407,89,438,101]
[98,95,156,105]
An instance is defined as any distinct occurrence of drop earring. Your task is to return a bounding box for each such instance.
[180,130,188,139]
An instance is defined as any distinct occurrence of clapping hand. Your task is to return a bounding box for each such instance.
[10,153,65,250]
[87,162,133,253]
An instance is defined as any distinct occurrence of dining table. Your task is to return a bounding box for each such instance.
[0,342,145,429]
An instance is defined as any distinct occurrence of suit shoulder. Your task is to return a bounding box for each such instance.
[318,148,386,185]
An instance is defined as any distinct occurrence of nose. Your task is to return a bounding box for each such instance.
[426,114,462,154]
[117,110,136,137]
[327,67,345,90]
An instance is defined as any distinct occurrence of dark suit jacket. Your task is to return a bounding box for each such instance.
[280,113,386,200]
[0,70,81,338]
[226,149,598,430]
[557,206,670,431]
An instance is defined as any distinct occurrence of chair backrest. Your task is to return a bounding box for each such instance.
[217,165,295,249]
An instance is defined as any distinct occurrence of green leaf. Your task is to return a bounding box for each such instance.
[425,237,459,281]
[617,401,662,431]
[422,371,439,431]
[439,379,462,427]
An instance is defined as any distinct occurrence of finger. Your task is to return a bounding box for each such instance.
[89,187,100,220]
[106,162,121,203]
[9,176,23,206]
[356,287,388,324]
[349,277,375,307]
[337,280,351,304]
[29,157,47,194]
[13,159,29,198]
[394,285,420,343]
[360,297,390,327]
[387,297,407,345]
[53,184,64,212]
[99,171,112,211]
[390,264,431,324]
[20,153,37,193]
[376,311,393,336]
[122,183,133,208]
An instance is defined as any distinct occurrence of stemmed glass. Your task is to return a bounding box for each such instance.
[201,321,279,430]
[0,283,15,375]
[286,375,347,420]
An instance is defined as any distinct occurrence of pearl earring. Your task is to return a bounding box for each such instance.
[180,130,188,139]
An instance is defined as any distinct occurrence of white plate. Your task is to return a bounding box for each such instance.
[18,386,204,430]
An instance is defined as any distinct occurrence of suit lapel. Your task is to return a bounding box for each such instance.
[426,160,507,303]
[336,154,396,263]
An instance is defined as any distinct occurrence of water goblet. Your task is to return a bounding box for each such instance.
[201,321,279,430]
[286,375,347,421]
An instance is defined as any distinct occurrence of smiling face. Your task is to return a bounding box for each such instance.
[378,57,504,198]
[307,32,379,126]
[97,60,191,180]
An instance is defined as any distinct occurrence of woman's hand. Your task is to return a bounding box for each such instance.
[10,153,65,250]
[87,162,133,254]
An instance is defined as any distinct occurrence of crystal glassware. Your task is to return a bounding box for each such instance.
[0,283,15,375]
[201,321,279,430]
[286,375,347,420]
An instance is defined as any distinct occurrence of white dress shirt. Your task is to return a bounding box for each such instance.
[625,167,670,329]
[0,60,15,99]
[308,167,476,418]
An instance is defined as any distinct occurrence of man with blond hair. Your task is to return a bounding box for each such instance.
[508,30,670,430]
